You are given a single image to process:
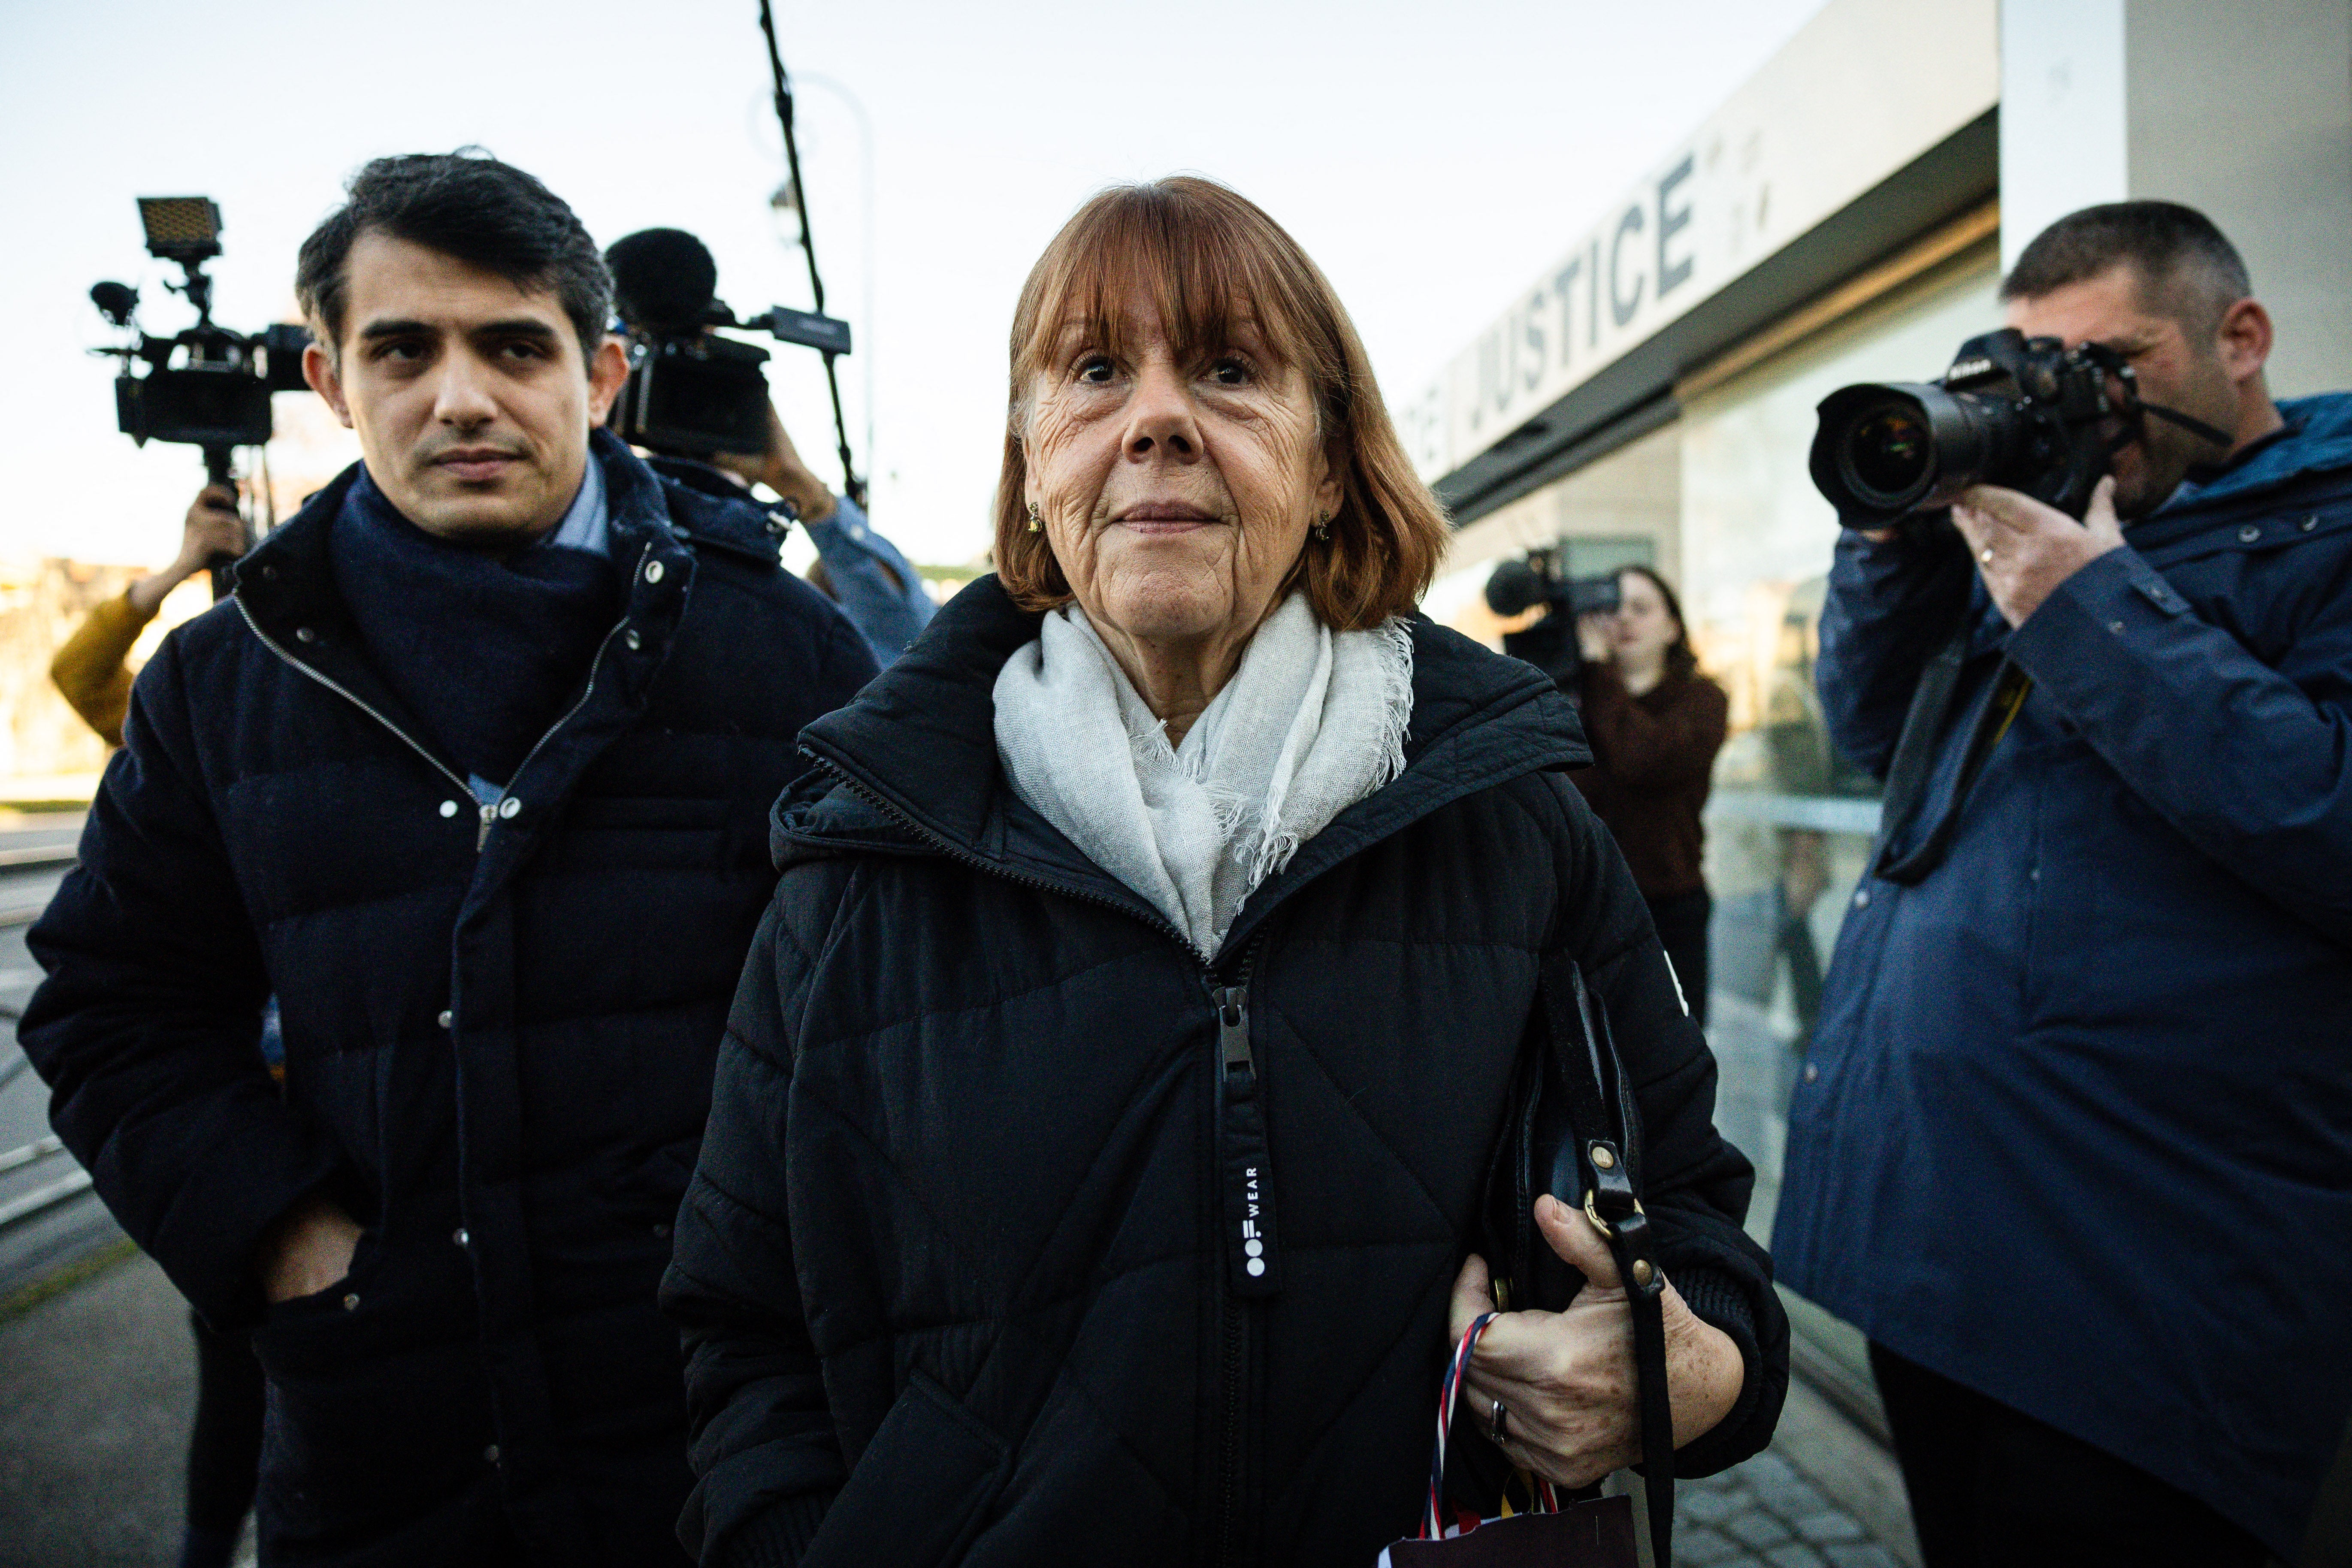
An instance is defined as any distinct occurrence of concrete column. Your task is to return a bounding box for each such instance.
[1998,0,2129,262]
[2000,0,2352,396]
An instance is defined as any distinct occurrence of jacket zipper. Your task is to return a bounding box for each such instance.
[802,752,1277,1565]
[237,599,482,834]
[236,540,650,851]
[474,542,650,845]
[1211,934,1273,1568]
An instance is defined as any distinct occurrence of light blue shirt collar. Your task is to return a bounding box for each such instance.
[540,455,609,557]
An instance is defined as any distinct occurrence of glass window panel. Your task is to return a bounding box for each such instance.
[1679,251,2001,1408]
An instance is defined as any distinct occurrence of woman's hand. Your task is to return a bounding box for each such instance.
[1576,612,1614,665]
[1447,1194,1744,1489]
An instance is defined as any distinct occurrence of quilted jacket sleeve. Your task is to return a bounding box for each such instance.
[20,633,346,1326]
[1542,772,1790,1477]
[663,891,847,1568]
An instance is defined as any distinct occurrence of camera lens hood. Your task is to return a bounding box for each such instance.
[1810,381,1997,523]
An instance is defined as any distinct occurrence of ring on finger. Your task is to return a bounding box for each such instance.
[1489,1397,1510,1445]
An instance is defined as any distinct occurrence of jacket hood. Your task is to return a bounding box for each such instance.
[2134,392,2352,548]
[778,577,1590,943]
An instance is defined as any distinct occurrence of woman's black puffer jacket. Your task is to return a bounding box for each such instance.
[662,578,1787,1568]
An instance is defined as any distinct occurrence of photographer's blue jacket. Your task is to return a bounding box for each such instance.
[1775,394,2352,1556]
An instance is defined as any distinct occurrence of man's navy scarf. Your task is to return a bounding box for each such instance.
[330,463,619,791]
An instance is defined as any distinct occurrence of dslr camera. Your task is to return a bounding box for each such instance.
[91,197,311,483]
[1484,547,1623,687]
[604,227,851,461]
[1808,327,2136,524]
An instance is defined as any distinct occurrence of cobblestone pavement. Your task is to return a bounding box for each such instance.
[1674,1448,1904,1568]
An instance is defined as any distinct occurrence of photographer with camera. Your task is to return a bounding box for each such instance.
[50,482,245,747]
[1772,203,2352,1566]
[1567,567,1728,1023]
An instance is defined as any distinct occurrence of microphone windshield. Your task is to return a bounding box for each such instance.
[606,228,718,332]
[1484,559,1545,617]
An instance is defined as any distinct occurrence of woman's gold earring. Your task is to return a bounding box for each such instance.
[1026,502,1043,534]
[1313,511,1332,542]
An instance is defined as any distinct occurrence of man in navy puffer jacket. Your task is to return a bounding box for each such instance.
[20,151,874,1566]
[1775,203,2352,1565]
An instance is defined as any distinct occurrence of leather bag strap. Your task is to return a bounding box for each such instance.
[1536,957,1674,1568]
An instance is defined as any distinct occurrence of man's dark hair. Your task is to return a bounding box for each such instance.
[2000,201,2253,338]
[296,149,612,361]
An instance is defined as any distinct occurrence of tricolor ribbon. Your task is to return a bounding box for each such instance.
[1422,1312,1567,1540]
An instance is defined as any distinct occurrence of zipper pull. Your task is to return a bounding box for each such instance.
[478,801,496,851]
[1216,985,1253,1079]
[1213,981,1279,1296]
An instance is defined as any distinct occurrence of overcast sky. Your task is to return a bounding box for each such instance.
[0,0,1823,570]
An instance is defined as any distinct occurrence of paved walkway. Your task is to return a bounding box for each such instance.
[0,1246,193,1568]
[5,1246,1918,1568]
[1677,1447,1905,1568]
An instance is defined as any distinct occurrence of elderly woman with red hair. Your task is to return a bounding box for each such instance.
[662,178,1784,1568]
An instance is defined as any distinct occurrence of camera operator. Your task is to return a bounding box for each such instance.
[1566,566,1728,1022]
[50,483,245,747]
[711,402,936,667]
[1772,202,2352,1567]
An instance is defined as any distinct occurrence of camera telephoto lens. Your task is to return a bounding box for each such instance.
[1843,403,1933,507]
[1810,381,1984,523]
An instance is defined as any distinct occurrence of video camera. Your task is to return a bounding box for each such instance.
[604,226,853,462]
[1484,547,1623,622]
[1808,327,2167,524]
[1484,547,1623,688]
[91,198,311,485]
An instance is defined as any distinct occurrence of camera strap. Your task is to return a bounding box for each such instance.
[1871,621,2032,886]
[2131,400,2238,454]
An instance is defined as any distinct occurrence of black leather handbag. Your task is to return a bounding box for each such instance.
[1473,950,1676,1566]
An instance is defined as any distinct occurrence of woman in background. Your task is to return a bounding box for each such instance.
[1575,566,1729,1024]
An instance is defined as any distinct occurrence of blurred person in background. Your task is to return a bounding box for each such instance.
[21,149,874,1568]
[49,480,267,1568]
[51,483,246,748]
[1570,566,1729,1024]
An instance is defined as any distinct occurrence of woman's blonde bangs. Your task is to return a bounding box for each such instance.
[995,178,1448,631]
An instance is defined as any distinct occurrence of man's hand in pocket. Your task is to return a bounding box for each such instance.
[259,1193,364,1304]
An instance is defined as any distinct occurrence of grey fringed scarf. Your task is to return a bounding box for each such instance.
[993,592,1415,960]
